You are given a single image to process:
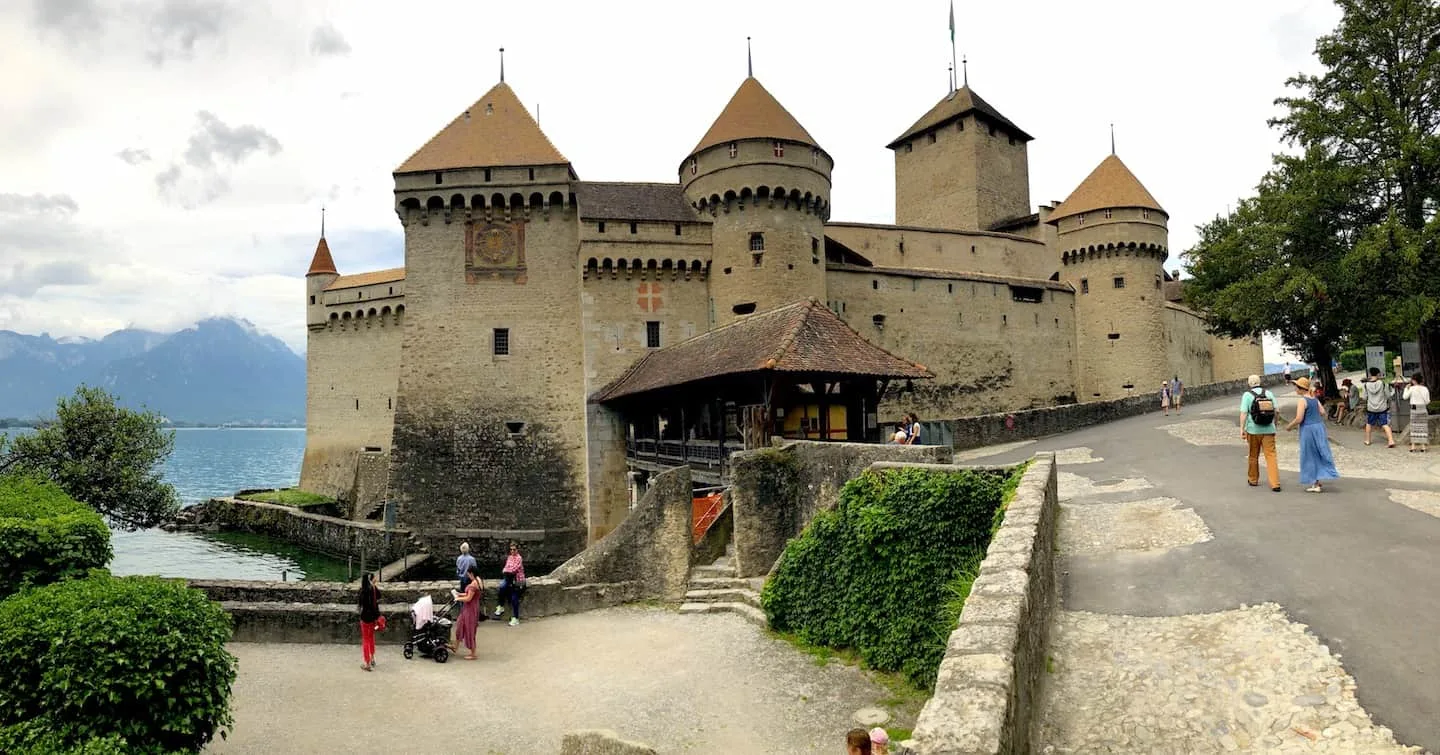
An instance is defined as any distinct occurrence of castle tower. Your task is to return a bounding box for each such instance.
[387,78,588,569]
[681,76,832,325]
[888,86,1032,232]
[304,230,339,328]
[1049,154,1170,401]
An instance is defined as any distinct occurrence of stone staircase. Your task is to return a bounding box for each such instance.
[678,543,768,628]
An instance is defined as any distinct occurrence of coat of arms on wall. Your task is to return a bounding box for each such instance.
[465,221,526,283]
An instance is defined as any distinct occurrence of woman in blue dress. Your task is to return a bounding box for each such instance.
[1284,377,1340,493]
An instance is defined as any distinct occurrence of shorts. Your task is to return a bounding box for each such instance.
[1366,411,1390,427]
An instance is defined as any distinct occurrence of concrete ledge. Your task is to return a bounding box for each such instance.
[895,453,1059,755]
[559,729,657,755]
[190,497,413,562]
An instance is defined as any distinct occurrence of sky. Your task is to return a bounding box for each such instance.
[0,0,1340,360]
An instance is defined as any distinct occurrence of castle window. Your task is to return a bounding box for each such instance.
[948,283,953,293]
[912,279,919,292]
[630,222,638,234]
[493,328,510,356]
[957,118,965,131]
[689,158,697,175]
[1010,285,1044,303]
[928,133,937,144]
[674,224,682,236]
[988,125,997,136]
[355,399,360,410]
[1002,314,1007,325]
[1113,277,1125,289]
[1108,333,1121,340]
[904,143,913,153]
[504,421,526,436]
[773,141,784,157]
[752,253,763,267]
[872,314,886,330]
[598,221,606,233]
[646,321,661,348]
[388,398,392,409]
[749,233,764,252]
[1155,275,1162,289]
[434,172,443,185]
[728,142,738,158]
[528,168,535,181]
[971,245,976,253]
[872,280,879,290]
[1081,279,1089,294]
[389,287,393,295]
[1078,214,1086,225]
[358,291,363,299]
[484,169,491,182]
[732,302,757,315]
[309,295,316,305]
[1142,209,1151,219]
[812,237,820,264]
[812,149,819,165]
[723,267,732,275]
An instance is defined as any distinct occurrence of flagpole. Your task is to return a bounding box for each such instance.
[949,0,958,93]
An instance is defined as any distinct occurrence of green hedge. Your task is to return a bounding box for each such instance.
[1339,348,1395,373]
[761,466,1020,689]
[0,575,237,754]
[0,723,132,754]
[0,477,112,599]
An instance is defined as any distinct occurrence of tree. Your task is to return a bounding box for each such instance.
[1184,148,1362,394]
[0,386,179,529]
[1271,0,1440,389]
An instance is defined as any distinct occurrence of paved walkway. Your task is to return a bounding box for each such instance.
[210,607,904,754]
[962,386,1439,753]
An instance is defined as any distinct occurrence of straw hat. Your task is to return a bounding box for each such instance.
[1292,377,1312,392]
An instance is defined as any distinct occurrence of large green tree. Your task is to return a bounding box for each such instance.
[0,386,179,529]
[1272,0,1440,388]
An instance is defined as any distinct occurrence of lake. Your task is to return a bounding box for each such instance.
[9,427,351,582]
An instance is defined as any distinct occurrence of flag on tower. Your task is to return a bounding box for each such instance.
[949,0,955,41]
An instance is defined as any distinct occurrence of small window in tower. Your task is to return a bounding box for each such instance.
[674,224,682,236]
[1155,275,1162,289]
[1010,285,1044,303]
[1008,136,1016,145]
[485,103,493,115]
[528,168,535,181]
[728,142,738,158]
[1078,214,1086,225]
[812,237,820,264]
[811,149,819,165]
[355,399,360,410]
[358,291,363,300]
[750,233,765,252]
[773,141,784,157]
[732,302,757,315]
[646,321,660,348]
[689,158,698,175]
[971,245,976,253]
[493,328,510,356]
[988,125,997,136]
[389,287,393,295]
[904,143,913,153]
[947,283,953,294]
[598,221,606,233]
[1002,314,1007,325]
[1142,209,1151,219]
[872,314,886,330]
[752,253,763,267]
[928,132,937,144]
[309,295,316,305]
[1108,333,1121,340]
[723,267,732,275]
[1081,279,1089,294]
[388,397,392,409]
[872,280,879,290]
[899,240,905,254]
[434,172,443,185]
[630,222,638,234]
[957,118,965,131]
[1113,276,1126,289]
[484,169,492,182]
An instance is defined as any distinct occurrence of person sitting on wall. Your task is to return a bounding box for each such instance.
[494,541,526,627]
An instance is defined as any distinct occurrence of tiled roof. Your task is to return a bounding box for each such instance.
[888,86,1032,148]
[593,298,931,403]
[1048,155,1166,222]
[691,77,820,156]
[306,237,337,276]
[827,263,1071,291]
[395,82,568,173]
[575,182,704,223]
[324,268,405,291]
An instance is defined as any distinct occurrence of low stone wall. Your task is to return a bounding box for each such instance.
[192,497,412,563]
[559,730,657,755]
[946,373,1297,450]
[895,453,1059,755]
[729,440,952,578]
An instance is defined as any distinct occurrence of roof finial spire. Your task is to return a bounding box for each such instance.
[499,47,505,82]
[747,36,753,77]
[320,205,325,239]
[962,55,968,87]
[948,63,954,94]
[1110,123,1116,155]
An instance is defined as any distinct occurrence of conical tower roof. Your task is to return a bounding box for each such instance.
[395,82,569,173]
[1048,154,1165,222]
[306,236,337,276]
[690,77,820,156]
[888,86,1032,148]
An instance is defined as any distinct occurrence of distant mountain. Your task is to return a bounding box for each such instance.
[0,318,304,425]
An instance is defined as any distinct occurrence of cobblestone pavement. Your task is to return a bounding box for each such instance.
[1160,418,1440,485]
[1387,488,1440,519]
[1057,470,1153,500]
[1059,497,1212,556]
[211,607,907,754]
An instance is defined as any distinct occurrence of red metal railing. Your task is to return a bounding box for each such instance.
[691,491,725,544]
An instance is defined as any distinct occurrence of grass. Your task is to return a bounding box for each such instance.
[771,629,929,730]
[237,488,335,507]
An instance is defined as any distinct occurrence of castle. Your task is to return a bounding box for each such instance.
[299,67,1262,568]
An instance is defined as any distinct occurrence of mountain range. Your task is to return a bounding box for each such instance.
[0,318,304,425]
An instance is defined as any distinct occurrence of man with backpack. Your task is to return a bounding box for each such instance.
[1240,374,1283,491]
[1360,367,1396,448]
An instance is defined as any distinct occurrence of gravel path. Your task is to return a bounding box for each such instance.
[210,606,899,754]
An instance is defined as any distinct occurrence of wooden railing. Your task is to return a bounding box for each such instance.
[627,437,729,469]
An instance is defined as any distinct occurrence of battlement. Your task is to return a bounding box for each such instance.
[315,305,405,332]
[1060,242,1168,267]
[584,257,710,281]
[693,185,830,221]
[396,189,575,227]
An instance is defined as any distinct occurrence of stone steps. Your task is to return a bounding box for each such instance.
[690,563,738,579]
[678,601,767,628]
[687,576,755,591]
[683,587,762,609]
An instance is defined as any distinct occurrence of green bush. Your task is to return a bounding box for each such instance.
[761,466,1020,689]
[0,575,237,754]
[1338,348,1395,373]
[0,476,112,599]
[0,722,132,754]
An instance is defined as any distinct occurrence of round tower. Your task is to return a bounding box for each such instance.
[681,77,833,325]
[1049,154,1170,401]
[305,231,339,329]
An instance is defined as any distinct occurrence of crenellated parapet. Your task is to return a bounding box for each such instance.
[693,185,830,221]
[395,187,575,227]
[583,257,710,282]
[1061,241,1168,267]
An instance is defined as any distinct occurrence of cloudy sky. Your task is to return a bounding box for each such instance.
[0,0,1339,359]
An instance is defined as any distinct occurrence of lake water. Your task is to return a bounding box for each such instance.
[9,427,351,582]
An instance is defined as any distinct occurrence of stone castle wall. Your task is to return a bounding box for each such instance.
[825,266,1077,422]
[893,113,1030,232]
[1162,302,1216,390]
[824,222,1053,281]
[1211,333,1266,383]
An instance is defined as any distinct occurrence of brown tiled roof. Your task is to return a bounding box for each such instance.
[395,82,568,173]
[1048,155,1166,222]
[593,298,931,402]
[691,77,820,156]
[888,86,1032,148]
[306,237,337,276]
[574,182,704,223]
[324,268,405,291]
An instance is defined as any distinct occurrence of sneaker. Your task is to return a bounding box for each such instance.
[494,606,504,617]
[509,617,519,627]
[1272,487,1282,492]
[1306,485,1323,493]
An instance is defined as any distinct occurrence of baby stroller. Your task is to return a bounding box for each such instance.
[402,595,456,663]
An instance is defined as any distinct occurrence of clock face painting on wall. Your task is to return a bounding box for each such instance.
[465,221,526,282]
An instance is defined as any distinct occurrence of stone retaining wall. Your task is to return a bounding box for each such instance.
[894,453,1059,755]
[945,372,1299,450]
[559,730,657,755]
[193,497,412,563]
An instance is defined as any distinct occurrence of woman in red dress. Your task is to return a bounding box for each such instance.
[451,563,481,660]
[357,573,380,671]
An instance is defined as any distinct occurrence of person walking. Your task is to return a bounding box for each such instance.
[1160,381,1172,416]
[494,541,526,626]
[455,542,477,591]
[1360,367,1396,447]
[1283,361,1292,382]
[905,413,922,445]
[1404,373,1431,452]
[1240,374,1282,492]
[1170,375,1184,413]
[1285,377,1340,493]
[357,572,381,671]
[450,563,482,660]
